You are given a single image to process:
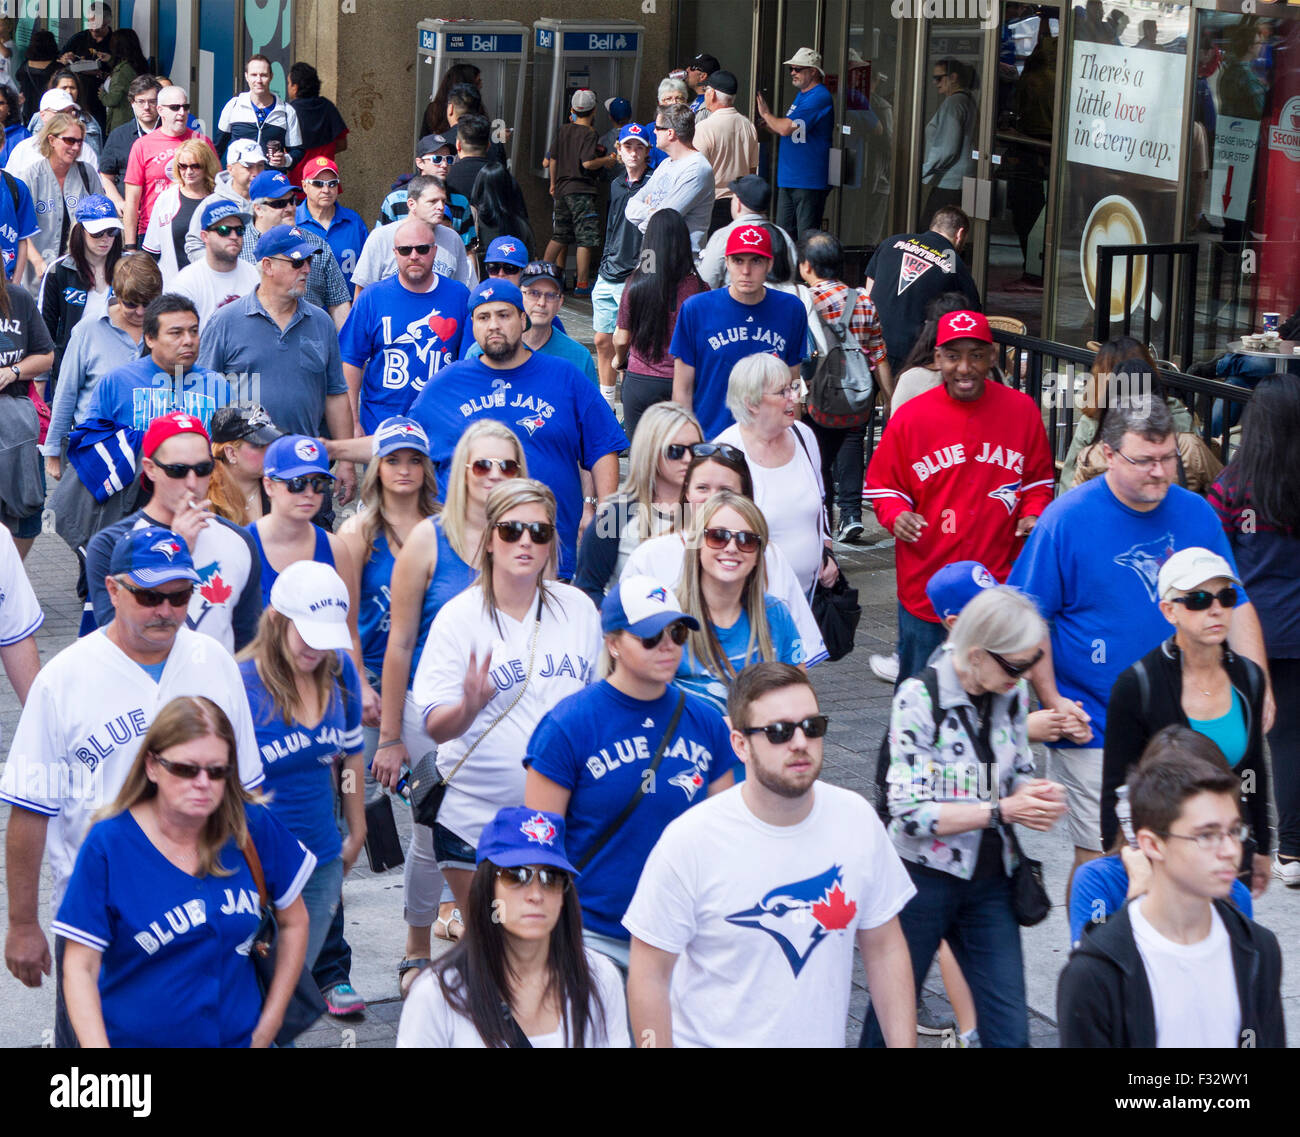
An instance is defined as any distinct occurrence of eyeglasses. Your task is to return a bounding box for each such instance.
[932,73,948,83]
[394,244,433,257]
[654,123,669,132]
[468,458,522,477]
[152,458,214,479]
[1171,586,1239,612]
[631,621,690,650]
[306,178,340,189]
[1114,448,1179,472]
[767,383,799,401]
[210,224,244,237]
[269,255,312,270]
[160,102,190,111]
[703,527,762,553]
[984,647,1045,677]
[175,162,204,172]
[742,715,830,744]
[494,520,554,544]
[133,98,158,108]
[521,287,561,302]
[118,580,195,609]
[494,865,571,891]
[264,196,297,210]
[485,263,517,276]
[1157,823,1249,851]
[55,136,84,146]
[690,442,746,464]
[152,753,231,781]
[274,474,333,494]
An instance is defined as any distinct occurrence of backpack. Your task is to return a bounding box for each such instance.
[807,287,876,420]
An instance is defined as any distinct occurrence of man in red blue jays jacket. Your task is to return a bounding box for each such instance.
[865,310,1054,683]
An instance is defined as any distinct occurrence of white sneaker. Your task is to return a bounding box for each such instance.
[1273,857,1300,887]
[869,652,899,684]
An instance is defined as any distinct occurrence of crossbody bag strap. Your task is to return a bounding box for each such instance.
[575,690,687,872]
[240,834,270,910]
[789,425,831,551]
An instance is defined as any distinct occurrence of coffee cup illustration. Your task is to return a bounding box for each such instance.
[1080,194,1162,322]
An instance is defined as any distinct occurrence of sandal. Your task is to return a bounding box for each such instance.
[398,957,432,1000]
[434,905,464,942]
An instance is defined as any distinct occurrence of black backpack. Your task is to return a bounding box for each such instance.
[807,287,876,419]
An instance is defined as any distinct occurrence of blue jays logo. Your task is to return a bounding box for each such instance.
[668,767,704,801]
[519,812,557,846]
[151,538,183,561]
[294,438,320,461]
[497,243,517,255]
[480,287,494,300]
[725,865,858,977]
[1115,532,1176,602]
[646,586,668,603]
[987,480,1021,514]
[516,413,545,436]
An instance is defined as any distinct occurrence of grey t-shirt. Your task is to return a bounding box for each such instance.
[622,150,716,253]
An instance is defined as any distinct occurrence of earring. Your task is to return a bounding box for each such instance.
[226,452,237,465]
[610,650,619,659]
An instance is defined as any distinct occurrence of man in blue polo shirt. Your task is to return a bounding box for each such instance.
[198,223,357,503]
[294,156,368,291]
[670,224,808,438]
[338,217,469,433]
[756,47,834,238]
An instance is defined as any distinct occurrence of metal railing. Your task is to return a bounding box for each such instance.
[1092,242,1199,368]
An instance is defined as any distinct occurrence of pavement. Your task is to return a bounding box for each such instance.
[2,295,1298,1049]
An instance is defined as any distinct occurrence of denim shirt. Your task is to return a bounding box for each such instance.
[885,646,1035,880]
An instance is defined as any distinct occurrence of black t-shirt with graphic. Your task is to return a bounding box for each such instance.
[0,285,55,398]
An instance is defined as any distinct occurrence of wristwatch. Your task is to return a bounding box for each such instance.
[8,364,19,385]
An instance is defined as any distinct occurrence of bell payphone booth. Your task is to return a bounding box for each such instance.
[415,19,527,169]
[530,18,644,178]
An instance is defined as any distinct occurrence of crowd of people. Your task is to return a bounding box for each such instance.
[0,22,1293,1052]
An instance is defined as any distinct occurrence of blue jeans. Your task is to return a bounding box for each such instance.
[860,864,1028,1048]
[299,856,345,972]
[896,602,947,688]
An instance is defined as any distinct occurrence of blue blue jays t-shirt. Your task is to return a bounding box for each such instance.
[407,351,628,579]
[240,652,364,862]
[86,355,235,433]
[675,595,805,715]
[0,175,37,279]
[670,287,808,438]
[467,326,597,386]
[1008,477,1249,744]
[524,681,735,939]
[338,272,469,433]
[52,803,314,1048]
[777,82,834,189]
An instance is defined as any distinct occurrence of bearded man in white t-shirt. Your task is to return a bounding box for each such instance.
[624,661,918,1047]
[171,199,260,327]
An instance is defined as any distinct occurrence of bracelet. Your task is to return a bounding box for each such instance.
[376,738,403,749]
[583,496,599,505]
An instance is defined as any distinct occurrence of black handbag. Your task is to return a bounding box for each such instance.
[363,795,405,873]
[811,571,861,662]
[242,836,328,1046]
[1006,827,1051,927]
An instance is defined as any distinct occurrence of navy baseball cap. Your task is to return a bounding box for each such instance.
[249,169,303,201]
[254,224,318,262]
[602,575,699,637]
[109,526,199,587]
[477,807,580,875]
[468,279,525,314]
[263,434,333,480]
[74,194,123,234]
[202,198,251,231]
[618,122,651,146]
[417,132,453,157]
[372,416,430,459]
[604,96,632,122]
[483,236,528,269]
[520,261,563,290]
[926,560,997,621]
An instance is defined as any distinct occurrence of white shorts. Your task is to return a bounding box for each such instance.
[590,276,625,335]
[1053,746,1104,851]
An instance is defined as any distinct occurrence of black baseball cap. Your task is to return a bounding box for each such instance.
[416,132,452,157]
[729,174,771,213]
[520,261,564,290]
[687,53,720,74]
[705,70,738,96]
[211,404,283,446]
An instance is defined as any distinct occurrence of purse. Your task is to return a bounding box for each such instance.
[412,594,544,830]
[241,835,329,1046]
[810,571,861,662]
[363,794,405,873]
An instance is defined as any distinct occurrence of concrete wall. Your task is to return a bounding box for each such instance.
[297,1,677,242]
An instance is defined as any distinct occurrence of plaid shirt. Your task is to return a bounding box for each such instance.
[807,279,888,427]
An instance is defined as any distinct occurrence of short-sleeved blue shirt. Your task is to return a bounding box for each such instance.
[86,355,236,433]
[467,326,597,386]
[294,200,370,291]
[525,681,735,939]
[0,174,38,278]
[53,803,315,1048]
[777,82,834,190]
[240,652,364,862]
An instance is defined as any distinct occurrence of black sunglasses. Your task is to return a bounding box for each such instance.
[494,865,570,891]
[119,580,194,609]
[152,458,214,479]
[690,442,746,464]
[664,443,697,461]
[468,458,522,477]
[264,196,296,210]
[210,223,244,237]
[152,752,230,780]
[485,263,517,275]
[631,621,690,650]
[703,526,762,553]
[495,520,554,544]
[985,647,1045,677]
[742,715,830,744]
[160,102,191,111]
[1171,586,1239,612]
[275,474,333,494]
[394,244,433,257]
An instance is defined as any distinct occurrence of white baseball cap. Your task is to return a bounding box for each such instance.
[40,89,78,113]
[227,139,268,167]
[269,561,352,651]
[1157,547,1241,600]
[601,575,699,637]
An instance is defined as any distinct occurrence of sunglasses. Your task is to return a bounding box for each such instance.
[269,255,312,270]
[275,474,333,494]
[264,196,297,210]
[985,647,1045,677]
[631,621,690,650]
[742,715,830,744]
[1171,586,1239,612]
[160,102,191,111]
[690,442,746,464]
[306,178,339,189]
[932,73,948,83]
[152,458,214,479]
[664,443,696,461]
[56,136,84,146]
[175,162,204,171]
[117,297,149,310]
[152,752,231,780]
[494,865,571,891]
[485,263,517,276]
[394,244,433,257]
[495,520,554,544]
[424,154,455,165]
[210,224,244,237]
[468,458,522,477]
[119,580,195,609]
[703,527,762,553]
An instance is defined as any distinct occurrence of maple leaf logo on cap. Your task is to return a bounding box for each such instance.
[738,227,763,245]
[947,312,978,332]
[520,812,557,846]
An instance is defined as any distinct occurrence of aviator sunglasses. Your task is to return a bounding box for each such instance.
[703,527,762,553]
[494,865,570,891]
[468,458,522,477]
[630,621,690,650]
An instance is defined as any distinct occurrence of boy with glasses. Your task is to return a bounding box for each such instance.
[122,85,214,245]
[172,199,260,327]
[294,155,367,292]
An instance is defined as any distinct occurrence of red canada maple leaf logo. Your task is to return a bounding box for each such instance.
[811,882,857,931]
[200,572,232,605]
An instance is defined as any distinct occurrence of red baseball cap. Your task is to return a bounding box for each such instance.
[301,157,340,182]
[725,224,774,259]
[143,411,210,458]
[935,310,993,346]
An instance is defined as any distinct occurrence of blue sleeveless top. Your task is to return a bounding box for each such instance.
[359,532,396,674]
[248,523,334,606]
[408,517,477,690]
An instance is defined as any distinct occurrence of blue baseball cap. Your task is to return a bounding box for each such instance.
[477,807,580,875]
[618,122,651,146]
[926,560,997,622]
[605,96,632,122]
[482,236,528,269]
[249,170,303,202]
[372,416,429,459]
[263,434,333,481]
[108,526,199,587]
[467,279,525,314]
[202,198,251,231]
[254,224,318,263]
[75,194,123,234]
[601,575,700,638]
